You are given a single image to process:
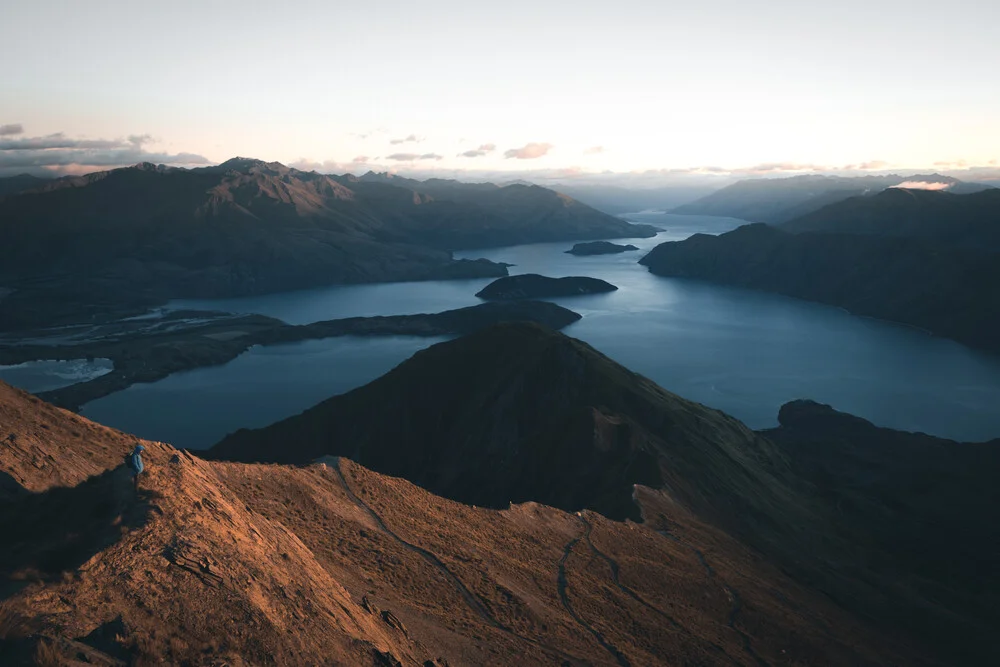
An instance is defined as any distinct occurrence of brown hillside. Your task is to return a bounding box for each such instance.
[0,381,918,665]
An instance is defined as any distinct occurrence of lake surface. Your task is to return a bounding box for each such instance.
[81,213,1000,448]
[0,358,113,393]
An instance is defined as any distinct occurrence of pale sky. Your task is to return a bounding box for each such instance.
[2,0,999,178]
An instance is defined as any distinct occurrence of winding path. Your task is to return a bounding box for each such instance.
[331,459,581,665]
[557,530,632,667]
[578,515,681,629]
[657,529,771,667]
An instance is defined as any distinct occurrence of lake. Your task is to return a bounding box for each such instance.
[80,213,1000,448]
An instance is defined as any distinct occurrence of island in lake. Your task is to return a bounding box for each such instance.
[475,274,618,300]
[565,240,639,255]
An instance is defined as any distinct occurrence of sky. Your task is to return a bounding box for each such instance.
[2,0,999,181]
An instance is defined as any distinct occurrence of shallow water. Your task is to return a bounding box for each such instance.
[77,213,1000,448]
[0,358,114,393]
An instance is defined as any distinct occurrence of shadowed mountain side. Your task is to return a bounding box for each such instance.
[780,187,1000,249]
[672,174,993,224]
[762,400,1000,666]
[639,223,1000,352]
[210,323,807,535]
[0,381,915,665]
[0,158,652,329]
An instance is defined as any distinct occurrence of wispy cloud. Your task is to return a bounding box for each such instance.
[584,146,604,155]
[458,143,496,158]
[504,142,554,160]
[386,152,443,161]
[0,128,208,177]
[890,181,953,191]
[0,123,23,136]
[352,155,370,163]
[389,134,420,145]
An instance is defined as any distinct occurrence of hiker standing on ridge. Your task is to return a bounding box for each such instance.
[127,444,145,492]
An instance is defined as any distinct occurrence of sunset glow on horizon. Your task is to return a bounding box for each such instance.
[3,0,998,180]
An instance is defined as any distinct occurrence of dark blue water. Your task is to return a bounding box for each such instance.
[80,213,1000,448]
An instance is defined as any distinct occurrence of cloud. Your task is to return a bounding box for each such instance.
[890,181,953,191]
[389,134,420,145]
[504,142,554,160]
[0,130,208,177]
[0,123,23,136]
[843,160,889,171]
[584,146,604,155]
[0,133,125,151]
[352,155,370,163]
[386,152,442,161]
[458,143,497,158]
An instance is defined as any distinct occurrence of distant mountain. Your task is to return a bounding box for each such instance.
[0,159,655,329]
[551,183,720,215]
[639,223,1000,352]
[352,171,659,246]
[210,323,999,663]
[672,173,994,223]
[780,187,1000,248]
[0,173,50,198]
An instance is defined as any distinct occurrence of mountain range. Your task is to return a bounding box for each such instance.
[5,323,997,664]
[642,186,1000,352]
[673,174,995,224]
[0,159,655,330]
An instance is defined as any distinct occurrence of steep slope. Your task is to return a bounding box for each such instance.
[209,324,1000,664]
[672,174,992,224]
[639,223,1000,352]
[210,323,810,539]
[762,401,1000,665]
[780,187,1000,248]
[0,380,918,665]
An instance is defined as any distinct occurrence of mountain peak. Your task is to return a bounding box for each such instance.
[216,156,286,174]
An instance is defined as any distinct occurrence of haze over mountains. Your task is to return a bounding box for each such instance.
[672,173,996,223]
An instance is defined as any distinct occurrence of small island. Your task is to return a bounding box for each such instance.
[476,274,618,300]
[565,241,639,255]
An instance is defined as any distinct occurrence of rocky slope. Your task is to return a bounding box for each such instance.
[639,223,1000,352]
[0,159,653,330]
[673,173,993,224]
[0,379,912,666]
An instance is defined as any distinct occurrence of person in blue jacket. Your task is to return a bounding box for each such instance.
[127,444,145,492]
